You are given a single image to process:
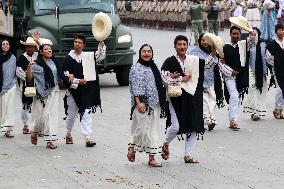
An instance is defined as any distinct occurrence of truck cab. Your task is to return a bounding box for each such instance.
[10,0,135,86]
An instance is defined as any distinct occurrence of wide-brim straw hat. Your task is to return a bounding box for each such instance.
[202,33,225,59]
[229,16,253,32]
[92,12,112,41]
[20,37,38,46]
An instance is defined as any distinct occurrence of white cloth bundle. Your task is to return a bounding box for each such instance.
[180,55,200,96]
[237,40,247,67]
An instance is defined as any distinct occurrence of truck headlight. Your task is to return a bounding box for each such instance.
[118,34,132,44]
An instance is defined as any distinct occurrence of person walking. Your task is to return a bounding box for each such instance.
[128,44,167,167]
[27,44,64,149]
[0,39,18,138]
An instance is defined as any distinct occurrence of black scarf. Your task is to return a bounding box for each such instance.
[35,55,57,90]
[254,40,264,93]
[137,58,167,118]
[0,49,12,92]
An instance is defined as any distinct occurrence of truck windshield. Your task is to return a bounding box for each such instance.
[33,0,116,15]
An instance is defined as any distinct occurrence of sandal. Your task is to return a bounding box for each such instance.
[65,133,73,144]
[127,147,135,162]
[251,114,260,121]
[208,122,216,131]
[148,158,162,167]
[161,144,169,160]
[4,132,14,138]
[229,123,240,130]
[46,142,57,149]
[273,109,284,119]
[23,126,31,134]
[31,133,38,145]
[184,156,199,164]
[85,140,96,147]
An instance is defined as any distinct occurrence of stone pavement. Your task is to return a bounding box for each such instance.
[0,28,283,189]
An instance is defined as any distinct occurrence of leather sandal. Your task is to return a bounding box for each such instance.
[31,133,38,145]
[229,123,240,130]
[148,158,162,167]
[4,132,14,138]
[65,134,73,144]
[127,147,135,162]
[208,123,216,131]
[251,114,260,121]
[46,142,57,149]
[85,140,96,147]
[161,144,169,160]
[273,109,284,119]
[23,126,31,134]
[184,156,199,164]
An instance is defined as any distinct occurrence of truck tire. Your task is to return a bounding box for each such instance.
[116,65,131,86]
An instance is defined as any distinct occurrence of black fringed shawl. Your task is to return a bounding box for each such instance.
[162,56,205,138]
[266,40,284,97]
[223,43,249,104]
[62,55,101,118]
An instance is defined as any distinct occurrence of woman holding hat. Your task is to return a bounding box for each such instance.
[260,0,277,41]
[0,39,18,138]
[16,37,38,134]
[188,33,224,131]
[243,27,268,121]
[128,44,167,167]
[26,44,65,149]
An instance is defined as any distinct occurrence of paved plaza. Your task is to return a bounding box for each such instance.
[0,28,283,189]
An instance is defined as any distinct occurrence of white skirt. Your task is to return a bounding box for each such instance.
[0,85,19,133]
[129,107,165,155]
[30,87,60,142]
[243,70,267,117]
[246,8,261,28]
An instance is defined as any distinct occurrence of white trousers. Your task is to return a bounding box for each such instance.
[0,85,18,133]
[243,70,267,117]
[129,107,165,155]
[21,103,30,125]
[30,89,60,142]
[275,87,284,109]
[164,102,197,156]
[225,79,239,123]
[66,95,93,140]
[203,86,217,125]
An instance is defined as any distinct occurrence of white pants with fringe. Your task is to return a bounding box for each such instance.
[164,102,197,157]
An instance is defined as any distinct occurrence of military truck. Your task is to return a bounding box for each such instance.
[1,0,134,86]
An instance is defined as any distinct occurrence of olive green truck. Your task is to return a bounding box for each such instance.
[0,0,134,86]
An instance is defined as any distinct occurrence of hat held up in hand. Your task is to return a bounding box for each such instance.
[229,16,253,32]
[92,12,112,41]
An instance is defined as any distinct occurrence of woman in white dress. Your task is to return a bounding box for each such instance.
[128,44,167,167]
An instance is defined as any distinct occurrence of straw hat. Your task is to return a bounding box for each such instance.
[20,37,38,46]
[39,38,53,46]
[202,33,225,59]
[92,12,112,41]
[229,16,253,32]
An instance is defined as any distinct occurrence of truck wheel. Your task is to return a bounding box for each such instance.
[116,65,131,86]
